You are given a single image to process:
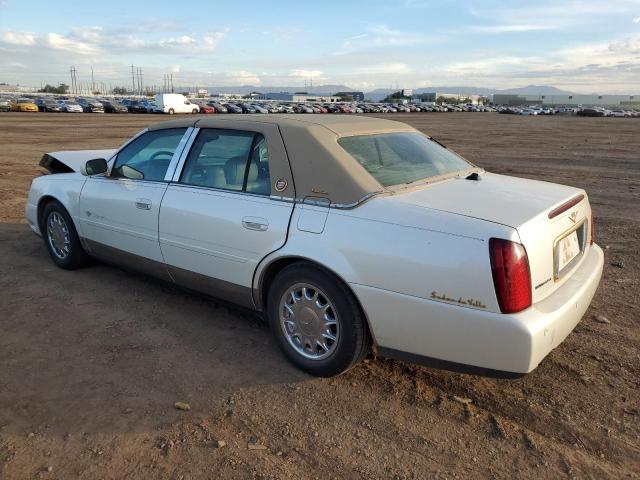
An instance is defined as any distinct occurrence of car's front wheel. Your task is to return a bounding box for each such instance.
[168,108,175,115]
[267,263,370,377]
[41,201,88,270]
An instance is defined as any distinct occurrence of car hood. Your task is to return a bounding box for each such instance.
[390,171,582,229]
[40,149,116,174]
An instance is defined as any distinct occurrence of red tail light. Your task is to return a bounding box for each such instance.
[590,213,595,245]
[489,238,532,314]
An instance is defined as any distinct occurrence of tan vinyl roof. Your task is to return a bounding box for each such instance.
[149,114,418,206]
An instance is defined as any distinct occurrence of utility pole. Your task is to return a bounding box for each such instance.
[170,73,174,93]
[73,67,77,95]
[131,65,136,94]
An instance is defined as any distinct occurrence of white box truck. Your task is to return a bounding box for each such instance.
[154,93,200,114]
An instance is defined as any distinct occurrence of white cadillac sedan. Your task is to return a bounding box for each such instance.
[26,115,604,377]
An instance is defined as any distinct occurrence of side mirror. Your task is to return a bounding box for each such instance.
[81,158,108,176]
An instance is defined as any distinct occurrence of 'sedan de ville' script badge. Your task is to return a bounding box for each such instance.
[431,291,487,309]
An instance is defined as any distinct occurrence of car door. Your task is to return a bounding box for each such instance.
[159,125,294,308]
[79,127,192,279]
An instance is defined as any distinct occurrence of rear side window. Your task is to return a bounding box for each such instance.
[179,128,271,195]
[112,128,187,181]
[338,132,471,187]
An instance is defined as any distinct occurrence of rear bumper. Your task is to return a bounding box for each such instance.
[352,243,604,374]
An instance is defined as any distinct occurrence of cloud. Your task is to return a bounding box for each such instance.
[226,70,261,85]
[467,24,554,34]
[633,16,640,23]
[0,27,228,56]
[470,0,640,30]
[1,31,37,46]
[290,69,323,78]
[337,23,431,54]
[45,32,97,54]
[357,63,411,75]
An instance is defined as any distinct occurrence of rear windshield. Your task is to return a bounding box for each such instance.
[338,132,472,187]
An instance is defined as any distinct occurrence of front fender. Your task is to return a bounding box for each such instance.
[26,173,87,236]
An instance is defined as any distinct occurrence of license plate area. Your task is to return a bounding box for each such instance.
[554,220,587,281]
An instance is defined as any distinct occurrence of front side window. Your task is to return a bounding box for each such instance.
[112,128,187,181]
[179,129,271,195]
[337,132,472,187]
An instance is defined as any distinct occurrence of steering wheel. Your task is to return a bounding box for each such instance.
[149,150,174,161]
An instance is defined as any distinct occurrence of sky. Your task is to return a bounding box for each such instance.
[0,0,639,93]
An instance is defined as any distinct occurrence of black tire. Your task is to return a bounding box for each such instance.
[41,200,88,270]
[192,108,198,114]
[267,262,371,377]
[168,108,175,115]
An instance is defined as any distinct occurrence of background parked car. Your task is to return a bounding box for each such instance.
[154,93,199,114]
[40,99,63,112]
[11,98,39,112]
[58,100,84,113]
[100,99,128,113]
[207,101,227,113]
[197,103,216,114]
[126,100,148,113]
[77,98,105,113]
[0,97,11,112]
[239,103,256,113]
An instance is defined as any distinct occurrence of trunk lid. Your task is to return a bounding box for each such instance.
[393,172,593,303]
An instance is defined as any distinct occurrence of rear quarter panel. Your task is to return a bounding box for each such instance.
[256,196,520,342]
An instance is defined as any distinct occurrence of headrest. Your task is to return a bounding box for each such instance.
[224,156,258,185]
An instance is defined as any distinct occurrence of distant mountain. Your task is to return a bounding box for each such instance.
[198,84,356,96]
[189,83,575,101]
[498,85,575,95]
[364,85,576,101]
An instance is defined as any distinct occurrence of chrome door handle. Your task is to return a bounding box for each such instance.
[242,216,268,231]
[135,198,152,210]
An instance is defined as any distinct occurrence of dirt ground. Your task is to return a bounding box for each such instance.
[0,112,638,479]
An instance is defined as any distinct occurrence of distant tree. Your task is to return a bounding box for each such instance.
[335,93,353,102]
[112,87,129,95]
[38,83,69,94]
[381,91,405,103]
[436,95,462,105]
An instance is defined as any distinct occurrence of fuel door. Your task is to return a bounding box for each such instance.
[297,197,330,234]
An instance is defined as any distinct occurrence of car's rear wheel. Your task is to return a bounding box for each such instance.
[267,263,370,377]
[192,108,198,114]
[168,108,175,115]
[42,201,88,270]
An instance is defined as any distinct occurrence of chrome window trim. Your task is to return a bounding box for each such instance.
[106,126,192,183]
[171,127,201,182]
[167,182,285,202]
[164,127,196,182]
[106,128,148,174]
[327,190,386,209]
[170,127,273,198]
